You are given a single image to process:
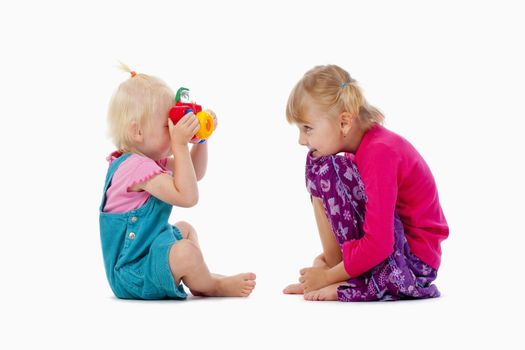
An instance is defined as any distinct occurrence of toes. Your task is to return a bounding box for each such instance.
[245,280,256,288]
[241,289,252,297]
[243,273,256,280]
[304,292,319,301]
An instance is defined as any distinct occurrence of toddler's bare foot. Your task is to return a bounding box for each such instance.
[283,283,304,295]
[304,283,339,301]
[216,273,256,297]
[190,289,204,297]
[190,274,225,297]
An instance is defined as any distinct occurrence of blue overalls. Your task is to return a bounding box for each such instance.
[99,153,188,299]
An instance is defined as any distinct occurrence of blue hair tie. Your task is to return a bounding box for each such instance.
[341,81,351,89]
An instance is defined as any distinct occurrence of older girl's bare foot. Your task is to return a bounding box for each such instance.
[216,273,256,297]
[304,283,339,301]
[283,283,304,295]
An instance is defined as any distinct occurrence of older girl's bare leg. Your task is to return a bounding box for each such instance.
[284,197,342,295]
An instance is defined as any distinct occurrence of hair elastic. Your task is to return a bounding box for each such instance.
[130,71,137,78]
[341,81,351,88]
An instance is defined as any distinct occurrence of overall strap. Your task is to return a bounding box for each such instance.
[99,153,133,212]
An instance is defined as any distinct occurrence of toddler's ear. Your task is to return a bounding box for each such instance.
[129,121,144,143]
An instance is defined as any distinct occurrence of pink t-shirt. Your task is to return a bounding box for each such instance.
[342,125,449,277]
[103,153,171,213]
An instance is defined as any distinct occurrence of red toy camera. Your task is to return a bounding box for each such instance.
[168,87,214,143]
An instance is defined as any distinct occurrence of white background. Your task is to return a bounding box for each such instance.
[1,0,524,348]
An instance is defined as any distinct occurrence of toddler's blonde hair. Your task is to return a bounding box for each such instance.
[107,63,175,152]
[286,65,384,128]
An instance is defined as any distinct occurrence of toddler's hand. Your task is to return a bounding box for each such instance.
[299,267,329,293]
[169,113,201,146]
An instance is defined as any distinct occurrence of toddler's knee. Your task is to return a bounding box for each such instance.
[175,221,196,239]
[169,239,202,267]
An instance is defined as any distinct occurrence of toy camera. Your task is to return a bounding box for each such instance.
[168,87,214,143]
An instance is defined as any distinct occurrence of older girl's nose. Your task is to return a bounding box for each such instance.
[298,133,308,146]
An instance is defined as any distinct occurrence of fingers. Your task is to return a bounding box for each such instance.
[183,113,201,135]
[299,268,307,285]
[302,284,311,294]
[299,276,311,293]
[170,113,201,143]
[179,112,196,124]
[179,113,199,128]
[191,118,201,135]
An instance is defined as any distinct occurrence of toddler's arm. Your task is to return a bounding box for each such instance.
[139,114,200,207]
[190,142,208,181]
[166,143,207,181]
[190,109,216,180]
[166,109,216,181]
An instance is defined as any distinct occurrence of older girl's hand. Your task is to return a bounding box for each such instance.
[299,267,330,293]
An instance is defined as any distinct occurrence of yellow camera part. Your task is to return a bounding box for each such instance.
[195,111,214,140]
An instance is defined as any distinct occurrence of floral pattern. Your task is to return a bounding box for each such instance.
[305,151,440,301]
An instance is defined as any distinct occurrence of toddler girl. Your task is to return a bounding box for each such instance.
[283,65,448,301]
[99,64,256,299]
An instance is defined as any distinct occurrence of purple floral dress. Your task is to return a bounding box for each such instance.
[305,151,440,301]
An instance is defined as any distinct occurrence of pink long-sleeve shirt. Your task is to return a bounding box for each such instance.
[342,125,448,277]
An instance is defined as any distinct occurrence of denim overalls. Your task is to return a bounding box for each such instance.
[99,153,187,299]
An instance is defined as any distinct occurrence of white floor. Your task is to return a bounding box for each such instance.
[2,269,521,349]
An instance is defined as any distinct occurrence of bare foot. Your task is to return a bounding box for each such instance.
[216,273,257,297]
[304,283,339,301]
[190,274,225,297]
[283,283,304,295]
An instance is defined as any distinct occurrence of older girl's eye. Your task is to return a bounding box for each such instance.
[303,126,312,133]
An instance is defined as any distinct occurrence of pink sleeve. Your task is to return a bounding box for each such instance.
[126,157,168,191]
[342,143,398,277]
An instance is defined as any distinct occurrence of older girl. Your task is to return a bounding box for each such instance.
[283,65,448,301]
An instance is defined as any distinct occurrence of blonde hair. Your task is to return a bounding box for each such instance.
[107,63,175,152]
[286,65,384,128]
